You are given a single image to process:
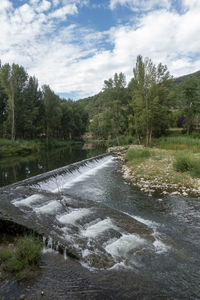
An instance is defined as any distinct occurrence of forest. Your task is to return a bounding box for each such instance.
[0,55,200,148]
[80,55,200,146]
[0,62,88,144]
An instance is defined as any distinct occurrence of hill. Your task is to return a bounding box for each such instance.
[78,70,200,120]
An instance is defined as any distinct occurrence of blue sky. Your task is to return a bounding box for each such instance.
[0,0,200,99]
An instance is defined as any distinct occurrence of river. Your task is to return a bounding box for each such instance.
[0,148,200,299]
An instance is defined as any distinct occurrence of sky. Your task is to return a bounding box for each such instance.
[0,0,200,99]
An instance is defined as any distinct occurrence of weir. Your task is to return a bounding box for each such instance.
[0,154,159,270]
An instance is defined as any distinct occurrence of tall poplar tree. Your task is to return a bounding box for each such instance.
[130,55,172,145]
[0,63,27,140]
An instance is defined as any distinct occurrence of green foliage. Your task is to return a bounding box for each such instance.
[0,247,12,262]
[0,62,88,143]
[154,136,200,152]
[4,257,25,273]
[1,236,42,280]
[129,55,172,145]
[15,236,42,266]
[0,139,40,157]
[173,151,200,177]
[105,135,137,147]
[125,148,151,163]
[173,152,194,172]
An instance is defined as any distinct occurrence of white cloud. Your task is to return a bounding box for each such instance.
[50,4,78,19]
[1,0,200,99]
[36,0,51,12]
[110,0,171,11]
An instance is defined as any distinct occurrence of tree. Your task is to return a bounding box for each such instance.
[182,77,200,134]
[42,85,62,145]
[0,63,27,140]
[130,55,172,145]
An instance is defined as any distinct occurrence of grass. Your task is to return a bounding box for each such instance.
[0,138,83,159]
[173,151,200,178]
[122,145,200,194]
[153,136,200,152]
[124,149,152,165]
[0,235,42,280]
[105,135,138,147]
[0,248,12,262]
[0,139,40,158]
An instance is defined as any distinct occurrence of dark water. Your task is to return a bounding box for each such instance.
[1,155,200,299]
[0,146,105,187]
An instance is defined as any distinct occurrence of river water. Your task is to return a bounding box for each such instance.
[0,149,200,299]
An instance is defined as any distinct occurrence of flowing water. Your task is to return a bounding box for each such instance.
[0,154,200,299]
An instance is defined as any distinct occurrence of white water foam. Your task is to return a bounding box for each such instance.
[13,194,44,207]
[34,200,62,214]
[105,234,147,258]
[125,212,159,229]
[34,156,113,193]
[57,208,91,225]
[125,213,169,254]
[81,218,118,238]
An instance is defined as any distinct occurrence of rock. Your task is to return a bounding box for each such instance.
[163,191,168,195]
[171,191,180,195]
[18,295,26,300]
[182,192,188,196]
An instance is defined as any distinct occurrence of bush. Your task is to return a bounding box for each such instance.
[16,236,42,266]
[173,152,200,178]
[173,152,194,172]
[0,247,12,262]
[3,257,24,273]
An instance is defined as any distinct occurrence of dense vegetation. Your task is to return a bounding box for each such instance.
[79,55,200,146]
[0,235,42,280]
[0,55,200,151]
[0,62,88,144]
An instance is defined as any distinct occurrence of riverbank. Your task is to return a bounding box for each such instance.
[0,139,83,159]
[108,145,200,197]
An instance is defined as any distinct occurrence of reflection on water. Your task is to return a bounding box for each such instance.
[0,146,105,187]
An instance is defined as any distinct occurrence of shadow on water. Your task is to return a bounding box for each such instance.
[0,145,106,187]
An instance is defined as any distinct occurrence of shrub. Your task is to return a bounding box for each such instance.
[173,152,200,178]
[0,247,12,262]
[3,257,24,273]
[173,152,194,172]
[16,236,42,266]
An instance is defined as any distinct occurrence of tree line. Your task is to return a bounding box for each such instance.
[85,55,200,145]
[0,62,88,143]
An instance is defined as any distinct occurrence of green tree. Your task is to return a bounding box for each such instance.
[182,77,200,134]
[130,55,172,145]
[42,85,62,145]
[0,63,27,140]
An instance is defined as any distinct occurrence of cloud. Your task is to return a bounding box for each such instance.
[109,0,171,11]
[49,4,78,20]
[1,0,200,99]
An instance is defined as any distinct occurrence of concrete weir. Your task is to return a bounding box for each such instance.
[0,154,155,270]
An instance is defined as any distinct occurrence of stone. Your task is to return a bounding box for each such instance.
[171,191,180,195]
[18,295,26,300]
[182,192,188,196]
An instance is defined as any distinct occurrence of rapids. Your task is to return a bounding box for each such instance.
[0,154,200,299]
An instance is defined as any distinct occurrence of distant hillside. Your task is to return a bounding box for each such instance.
[173,70,200,85]
[78,70,200,119]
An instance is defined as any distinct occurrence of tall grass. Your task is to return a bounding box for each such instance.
[173,151,200,178]
[1,235,42,278]
[106,135,138,147]
[153,136,200,152]
[125,149,151,164]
